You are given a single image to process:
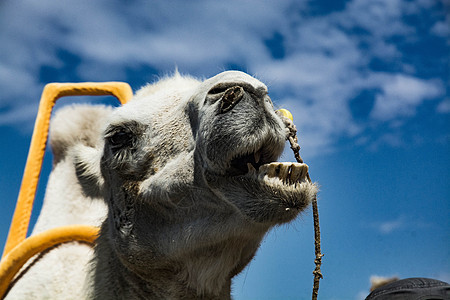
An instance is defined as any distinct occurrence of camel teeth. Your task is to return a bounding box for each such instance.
[267,162,281,177]
[279,164,290,183]
[289,163,309,182]
[260,162,308,184]
[258,164,268,173]
[290,164,302,182]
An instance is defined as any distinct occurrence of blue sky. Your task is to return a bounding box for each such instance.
[0,0,448,299]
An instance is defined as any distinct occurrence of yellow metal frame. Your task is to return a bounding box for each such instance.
[0,82,132,299]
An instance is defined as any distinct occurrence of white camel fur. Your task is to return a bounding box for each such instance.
[5,71,318,299]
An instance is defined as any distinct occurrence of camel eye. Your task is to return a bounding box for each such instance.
[105,121,144,153]
[110,131,132,147]
[106,128,134,151]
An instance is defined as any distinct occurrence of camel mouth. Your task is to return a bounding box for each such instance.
[225,159,311,212]
[226,147,274,176]
[225,148,310,187]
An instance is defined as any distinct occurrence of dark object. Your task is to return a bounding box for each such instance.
[366,277,450,300]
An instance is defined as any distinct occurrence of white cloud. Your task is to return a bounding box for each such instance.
[341,0,413,37]
[0,104,39,129]
[367,132,404,151]
[368,215,433,234]
[370,74,444,121]
[378,218,406,234]
[368,216,404,234]
[437,98,450,113]
[0,0,446,156]
[431,20,450,37]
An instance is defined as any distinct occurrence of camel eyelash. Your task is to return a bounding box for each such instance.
[105,121,144,151]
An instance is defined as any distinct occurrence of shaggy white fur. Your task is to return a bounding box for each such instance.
[5,105,111,299]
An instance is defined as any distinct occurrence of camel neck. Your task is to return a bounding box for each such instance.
[88,222,232,300]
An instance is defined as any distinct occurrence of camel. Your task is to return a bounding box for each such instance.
[5,71,317,299]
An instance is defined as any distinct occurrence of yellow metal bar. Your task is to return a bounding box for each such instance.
[2,82,133,258]
[0,225,99,299]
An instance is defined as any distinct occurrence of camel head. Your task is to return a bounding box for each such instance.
[73,71,317,298]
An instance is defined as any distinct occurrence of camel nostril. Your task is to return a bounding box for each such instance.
[220,86,244,114]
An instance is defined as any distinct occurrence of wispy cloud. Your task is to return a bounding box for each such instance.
[0,0,447,156]
[367,215,434,234]
[378,217,406,234]
[370,75,444,121]
[437,98,450,113]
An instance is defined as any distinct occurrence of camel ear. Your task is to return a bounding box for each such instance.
[50,104,113,198]
[50,105,113,164]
